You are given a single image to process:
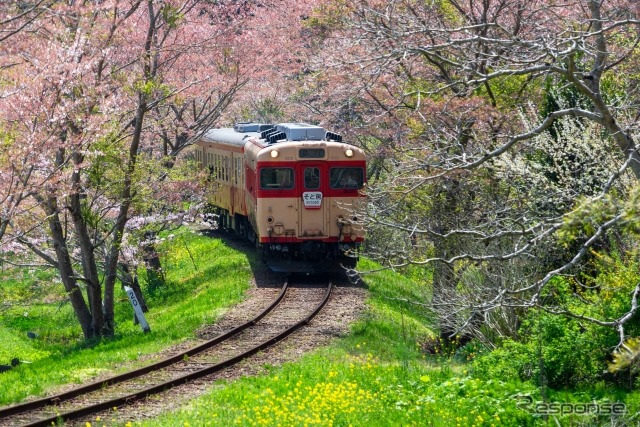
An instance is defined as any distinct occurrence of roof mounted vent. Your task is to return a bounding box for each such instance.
[325,131,342,142]
[268,131,287,144]
[234,122,274,133]
[261,128,280,140]
[276,123,325,141]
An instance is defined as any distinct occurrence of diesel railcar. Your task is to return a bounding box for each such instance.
[194,122,366,273]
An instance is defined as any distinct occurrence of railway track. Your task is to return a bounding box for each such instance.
[0,280,332,427]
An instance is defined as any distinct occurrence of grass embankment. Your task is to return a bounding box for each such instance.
[140,258,639,427]
[142,260,536,427]
[0,228,251,405]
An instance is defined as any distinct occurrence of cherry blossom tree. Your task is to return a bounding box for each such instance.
[0,1,58,251]
[0,0,328,340]
[0,0,54,44]
[0,1,233,338]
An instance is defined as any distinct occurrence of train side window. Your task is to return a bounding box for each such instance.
[260,168,294,189]
[330,167,364,189]
[304,167,320,189]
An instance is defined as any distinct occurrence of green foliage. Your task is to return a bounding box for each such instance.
[305,0,353,33]
[0,126,16,158]
[556,196,619,248]
[147,356,535,427]
[621,186,640,235]
[598,32,640,107]
[132,78,172,98]
[0,325,51,365]
[473,248,640,389]
[85,128,128,197]
[472,311,608,389]
[161,4,184,29]
[541,76,589,121]
[475,74,541,109]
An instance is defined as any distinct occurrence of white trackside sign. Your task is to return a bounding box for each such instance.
[124,286,150,333]
[302,192,323,208]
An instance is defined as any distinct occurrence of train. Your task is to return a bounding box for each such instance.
[194,122,366,273]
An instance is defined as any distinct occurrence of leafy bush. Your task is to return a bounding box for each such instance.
[473,248,640,389]
[472,312,610,388]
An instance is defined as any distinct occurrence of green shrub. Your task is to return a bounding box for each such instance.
[472,312,610,388]
[473,247,640,389]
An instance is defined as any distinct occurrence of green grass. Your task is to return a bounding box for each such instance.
[137,258,640,427]
[137,259,533,427]
[0,227,251,405]
[144,353,537,427]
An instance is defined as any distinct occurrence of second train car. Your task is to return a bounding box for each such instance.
[194,122,366,273]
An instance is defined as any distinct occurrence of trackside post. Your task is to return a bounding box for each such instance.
[124,286,150,333]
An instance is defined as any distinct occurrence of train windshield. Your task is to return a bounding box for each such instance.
[330,167,364,189]
[304,167,321,189]
[260,167,294,189]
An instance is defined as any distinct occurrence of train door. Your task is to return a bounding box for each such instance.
[297,163,327,238]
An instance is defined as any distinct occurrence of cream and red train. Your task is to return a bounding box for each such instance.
[195,122,366,273]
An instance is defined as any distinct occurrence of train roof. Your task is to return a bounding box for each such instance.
[202,127,255,147]
[200,122,344,147]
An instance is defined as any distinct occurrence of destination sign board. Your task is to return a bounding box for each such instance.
[303,192,323,208]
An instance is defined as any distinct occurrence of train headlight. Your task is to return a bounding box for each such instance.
[345,149,354,158]
[270,149,279,158]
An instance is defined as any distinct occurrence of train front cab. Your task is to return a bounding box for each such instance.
[251,141,366,271]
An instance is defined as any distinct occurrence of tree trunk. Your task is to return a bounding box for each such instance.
[69,153,105,337]
[431,177,463,341]
[45,197,95,339]
[102,91,148,334]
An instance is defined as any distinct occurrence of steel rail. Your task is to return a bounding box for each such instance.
[19,281,332,427]
[0,281,289,421]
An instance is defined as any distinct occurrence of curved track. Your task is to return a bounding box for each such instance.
[0,280,332,427]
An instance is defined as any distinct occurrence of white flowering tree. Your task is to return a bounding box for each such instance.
[304,0,640,346]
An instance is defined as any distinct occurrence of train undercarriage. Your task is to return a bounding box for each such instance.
[209,208,359,274]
